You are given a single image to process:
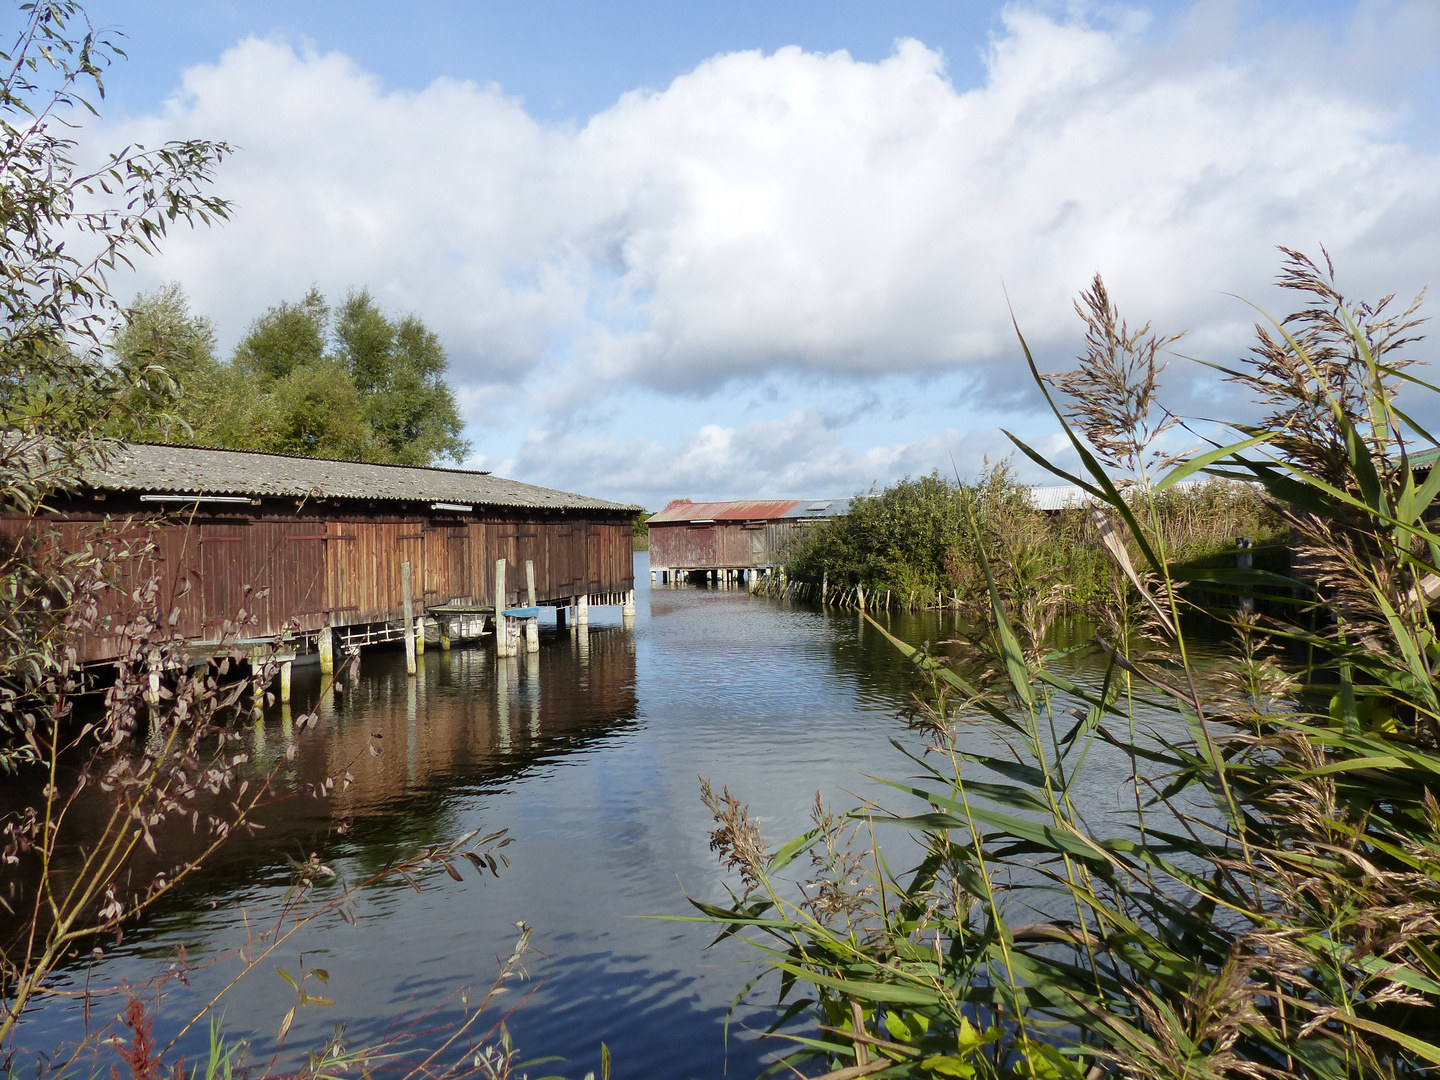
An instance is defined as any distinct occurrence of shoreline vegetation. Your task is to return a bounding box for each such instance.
[690,254,1440,1077]
[756,468,1287,614]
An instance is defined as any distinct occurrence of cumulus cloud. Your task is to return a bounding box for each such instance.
[94,3,1440,499]
[495,413,1067,508]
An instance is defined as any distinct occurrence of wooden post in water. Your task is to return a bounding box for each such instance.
[319,625,334,675]
[440,619,451,651]
[1237,536,1254,613]
[622,588,635,618]
[822,570,828,606]
[279,657,293,702]
[401,561,417,676]
[525,560,540,653]
[577,593,589,627]
[415,615,426,655]
[494,558,511,657]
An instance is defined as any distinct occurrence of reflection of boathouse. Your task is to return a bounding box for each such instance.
[647,498,850,584]
[9,442,639,664]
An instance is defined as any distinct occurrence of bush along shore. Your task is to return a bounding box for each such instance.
[690,253,1440,1077]
[755,466,1287,617]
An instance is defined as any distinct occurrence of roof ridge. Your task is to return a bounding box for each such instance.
[123,439,495,478]
[90,440,643,512]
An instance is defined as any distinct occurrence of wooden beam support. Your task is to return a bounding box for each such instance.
[401,560,417,676]
[494,559,511,657]
[525,560,540,653]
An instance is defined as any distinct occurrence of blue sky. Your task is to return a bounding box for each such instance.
[64,1,1440,506]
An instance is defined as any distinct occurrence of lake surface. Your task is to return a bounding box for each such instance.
[16,552,1192,1078]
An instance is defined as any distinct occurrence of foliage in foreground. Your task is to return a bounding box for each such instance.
[779,466,1284,615]
[692,253,1440,1077]
[0,5,548,1076]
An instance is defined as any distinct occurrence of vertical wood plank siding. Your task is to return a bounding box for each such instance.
[4,505,635,662]
[650,521,806,569]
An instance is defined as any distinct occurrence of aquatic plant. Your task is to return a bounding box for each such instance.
[774,468,1283,615]
[691,250,1440,1077]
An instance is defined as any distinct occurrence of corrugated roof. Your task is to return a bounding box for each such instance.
[782,498,853,519]
[650,498,851,523]
[82,442,639,513]
[1027,477,1218,511]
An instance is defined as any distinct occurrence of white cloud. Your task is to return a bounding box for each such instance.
[93,4,1440,499]
[497,412,1062,508]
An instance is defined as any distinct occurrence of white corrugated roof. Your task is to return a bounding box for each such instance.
[1027,477,1218,511]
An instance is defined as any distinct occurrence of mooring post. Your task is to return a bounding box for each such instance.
[401,561,417,676]
[415,615,426,656]
[319,625,334,675]
[622,588,635,618]
[1237,536,1255,613]
[440,619,451,651]
[577,593,589,627]
[525,559,540,653]
[494,558,510,657]
[279,656,293,702]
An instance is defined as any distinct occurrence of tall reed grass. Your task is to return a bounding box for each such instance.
[774,468,1284,615]
[688,251,1440,1078]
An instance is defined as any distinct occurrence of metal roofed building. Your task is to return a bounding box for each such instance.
[647,497,852,584]
[4,441,641,670]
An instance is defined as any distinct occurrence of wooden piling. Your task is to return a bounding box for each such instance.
[1237,536,1254,612]
[401,560,417,676]
[440,619,451,651]
[622,588,635,617]
[577,593,589,627]
[494,558,511,657]
[415,615,426,655]
[280,657,293,702]
[319,625,334,675]
[525,559,540,653]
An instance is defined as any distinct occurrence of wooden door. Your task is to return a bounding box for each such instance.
[199,522,251,637]
[447,528,470,603]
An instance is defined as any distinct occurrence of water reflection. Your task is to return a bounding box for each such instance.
[10,555,1223,1079]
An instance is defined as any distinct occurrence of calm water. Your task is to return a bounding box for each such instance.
[17,553,1196,1077]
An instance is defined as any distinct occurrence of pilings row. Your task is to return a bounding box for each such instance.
[650,566,768,586]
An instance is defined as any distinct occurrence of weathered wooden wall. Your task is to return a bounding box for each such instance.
[3,503,635,661]
[650,520,804,570]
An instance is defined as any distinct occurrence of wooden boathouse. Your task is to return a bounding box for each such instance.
[648,498,850,584]
[11,442,639,679]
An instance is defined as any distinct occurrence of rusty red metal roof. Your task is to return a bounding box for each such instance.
[650,498,800,523]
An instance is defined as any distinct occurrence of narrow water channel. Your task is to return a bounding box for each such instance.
[16,553,1197,1078]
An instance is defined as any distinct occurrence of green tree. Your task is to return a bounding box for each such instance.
[106,283,221,441]
[334,289,469,465]
[116,285,471,465]
[231,287,327,380]
[266,359,381,459]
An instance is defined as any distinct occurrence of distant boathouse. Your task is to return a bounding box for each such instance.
[647,497,850,584]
